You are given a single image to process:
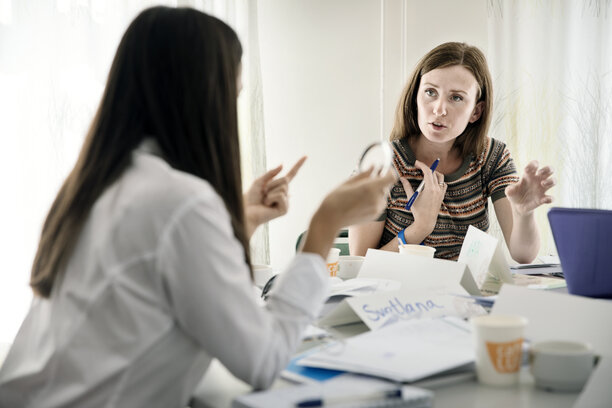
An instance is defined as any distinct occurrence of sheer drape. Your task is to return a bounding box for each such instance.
[487,0,612,255]
[0,0,267,344]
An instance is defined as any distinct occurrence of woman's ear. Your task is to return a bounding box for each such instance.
[469,101,484,123]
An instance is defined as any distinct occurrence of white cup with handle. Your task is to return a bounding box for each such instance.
[530,340,597,392]
[337,255,365,279]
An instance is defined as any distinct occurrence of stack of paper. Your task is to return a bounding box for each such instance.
[299,316,475,383]
[233,374,433,408]
[509,263,563,276]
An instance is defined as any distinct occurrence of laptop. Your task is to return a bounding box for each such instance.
[548,207,612,299]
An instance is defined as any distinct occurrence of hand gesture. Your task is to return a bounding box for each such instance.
[244,157,307,231]
[318,169,398,230]
[400,160,447,233]
[505,160,555,216]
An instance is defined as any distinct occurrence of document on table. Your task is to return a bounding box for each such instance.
[573,356,612,408]
[232,374,433,408]
[358,249,480,296]
[328,277,402,298]
[509,263,563,275]
[492,285,612,356]
[299,316,474,383]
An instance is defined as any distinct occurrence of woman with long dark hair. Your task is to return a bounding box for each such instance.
[0,7,395,407]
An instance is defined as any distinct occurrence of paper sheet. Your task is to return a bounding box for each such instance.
[573,356,612,408]
[358,249,480,295]
[492,285,612,356]
[233,374,433,408]
[300,316,475,383]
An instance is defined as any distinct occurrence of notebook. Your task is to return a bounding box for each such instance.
[547,207,612,298]
[232,374,433,408]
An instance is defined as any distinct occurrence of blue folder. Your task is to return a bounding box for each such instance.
[548,207,612,298]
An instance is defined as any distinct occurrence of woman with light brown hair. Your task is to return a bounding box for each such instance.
[350,42,555,262]
[0,6,395,407]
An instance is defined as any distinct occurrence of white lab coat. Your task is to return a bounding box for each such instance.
[0,140,329,408]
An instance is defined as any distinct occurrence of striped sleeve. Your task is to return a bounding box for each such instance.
[487,141,519,202]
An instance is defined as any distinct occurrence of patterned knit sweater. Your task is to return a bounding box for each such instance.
[379,137,519,260]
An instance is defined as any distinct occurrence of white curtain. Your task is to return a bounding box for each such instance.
[487,0,612,256]
[0,0,267,344]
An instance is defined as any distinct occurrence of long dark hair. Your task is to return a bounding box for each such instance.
[30,6,250,297]
[390,42,493,158]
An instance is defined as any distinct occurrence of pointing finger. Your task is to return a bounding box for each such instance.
[284,156,307,182]
[258,164,283,185]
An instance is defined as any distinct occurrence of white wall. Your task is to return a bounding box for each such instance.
[258,0,488,269]
[258,0,382,268]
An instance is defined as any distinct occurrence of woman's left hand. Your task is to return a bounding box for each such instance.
[505,160,555,216]
[244,156,307,235]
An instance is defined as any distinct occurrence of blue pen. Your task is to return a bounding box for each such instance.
[295,388,402,407]
[404,158,440,210]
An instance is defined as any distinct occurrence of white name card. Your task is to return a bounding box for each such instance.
[357,248,480,296]
[318,288,486,330]
[458,225,514,295]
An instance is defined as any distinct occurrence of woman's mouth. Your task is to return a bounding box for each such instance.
[430,122,446,130]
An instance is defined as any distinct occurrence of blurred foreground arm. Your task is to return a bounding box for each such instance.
[302,170,397,260]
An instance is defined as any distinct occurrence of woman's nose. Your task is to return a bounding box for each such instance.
[433,100,447,117]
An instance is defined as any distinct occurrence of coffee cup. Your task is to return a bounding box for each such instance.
[530,340,596,392]
[398,244,436,258]
[337,255,365,279]
[471,314,528,386]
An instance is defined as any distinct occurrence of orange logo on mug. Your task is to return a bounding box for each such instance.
[327,262,338,277]
[486,338,523,373]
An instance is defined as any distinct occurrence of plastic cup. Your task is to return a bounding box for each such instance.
[398,244,436,258]
[326,248,341,277]
[471,314,528,386]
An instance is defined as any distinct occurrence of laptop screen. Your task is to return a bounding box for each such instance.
[548,207,612,299]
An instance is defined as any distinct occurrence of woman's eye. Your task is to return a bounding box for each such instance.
[425,89,436,97]
[452,95,463,102]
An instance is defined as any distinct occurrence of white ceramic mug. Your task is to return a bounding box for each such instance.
[337,255,365,279]
[398,244,436,258]
[530,340,596,392]
[471,314,528,386]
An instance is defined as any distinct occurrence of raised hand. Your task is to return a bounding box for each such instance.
[244,157,307,236]
[319,169,398,229]
[302,169,397,259]
[505,160,555,216]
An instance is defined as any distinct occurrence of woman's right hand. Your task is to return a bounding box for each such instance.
[399,160,447,235]
[301,169,397,259]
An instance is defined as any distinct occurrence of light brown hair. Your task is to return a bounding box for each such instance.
[390,42,493,158]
